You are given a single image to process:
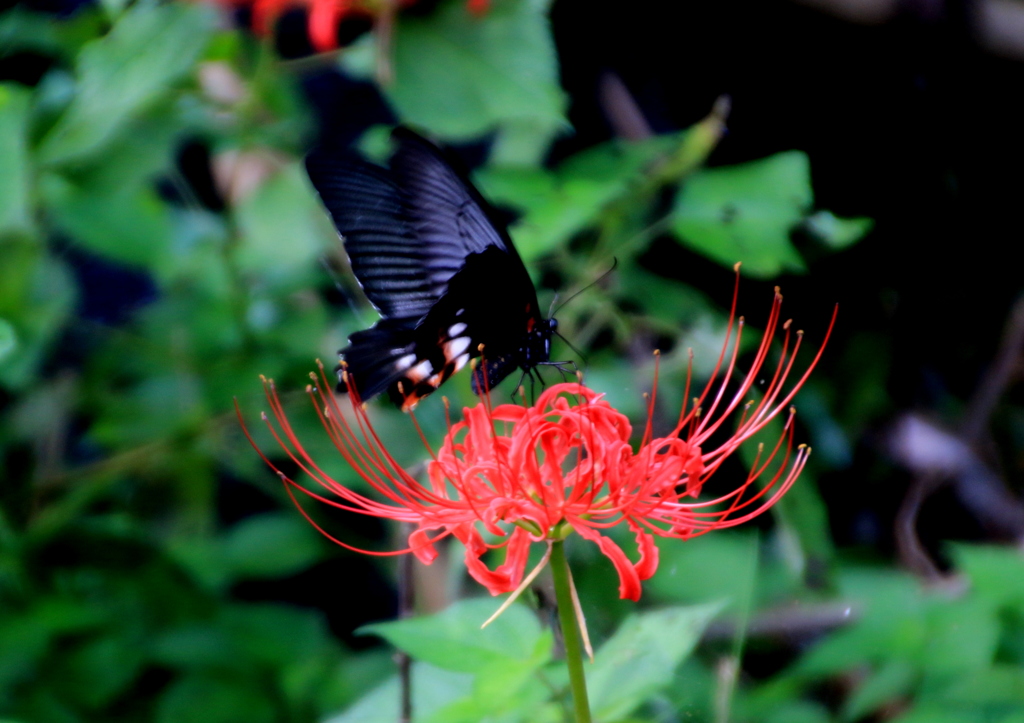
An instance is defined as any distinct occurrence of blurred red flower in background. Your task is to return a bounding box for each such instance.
[208,0,489,53]
[241,283,834,601]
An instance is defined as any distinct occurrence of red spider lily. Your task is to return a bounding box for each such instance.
[210,0,489,53]
[239,282,835,601]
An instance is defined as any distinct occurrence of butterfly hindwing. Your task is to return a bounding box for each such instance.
[388,246,542,408]
[341,320,416,402]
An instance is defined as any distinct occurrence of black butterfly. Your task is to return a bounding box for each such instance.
[306,128,560,410]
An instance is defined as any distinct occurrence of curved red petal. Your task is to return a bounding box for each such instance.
[454,525,531,595]
[631,524,660,581]
[573,524,643,601]
[251,0,286,35]
[409,526,441,564]
[309,0,346,52]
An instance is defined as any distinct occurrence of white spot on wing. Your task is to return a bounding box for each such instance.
[445,336,470,360]
[406,360,433,383]
[453,353,470,372]
[395,354,416,370]
[448,323,467,337]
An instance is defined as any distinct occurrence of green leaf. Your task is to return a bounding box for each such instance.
[939,665,1024,705]
[0,251,75,389]
[647,533,760,607]
[221,512,323,579]
[794,382,853,469]
[323,664,474,723]
[798,568,928,678]
[223,603,332,666]
[89,372,206,446]
[671,151,812,277]
[151,624,237,669]
[348,0,565,151]
[478,134,680,260]
[37,2,213,165]
[156,673,276,723]
[317,650,395,716]
[71,110,185,193]
[55,635,145,708]
[889,707,985,723]
[587,603,721,720]
[0,318,17,363]
[0,84,33,237]
[748,443,834,583]
[803,210,873,249]
[0,8,102,61]
[0,596,105,694]
[762,701,832,723]
[490,117,561,167]
[466,657,545,710]
[233,163,332,278]
[918,598,998,675]
[360,597,548,673]
[841,659,916,721]
[428,657,552,723]
[952,544,1024,608]
[617,263,719,335]
[43,172,174,268]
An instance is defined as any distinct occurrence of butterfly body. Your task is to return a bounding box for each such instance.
[306,129,556,410]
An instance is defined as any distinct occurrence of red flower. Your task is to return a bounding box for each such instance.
[240,282,834,601]
[208,0,489,53]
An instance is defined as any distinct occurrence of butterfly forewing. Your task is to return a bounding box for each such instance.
[306,128,552,409]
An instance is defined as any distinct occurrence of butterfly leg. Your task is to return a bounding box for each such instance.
[510,367,530,404]
[513,367,541,403]
[537,359,579,384]
[549,363,570,384]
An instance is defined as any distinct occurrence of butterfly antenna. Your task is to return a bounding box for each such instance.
[551,258,618,317]
[546,292,560,319]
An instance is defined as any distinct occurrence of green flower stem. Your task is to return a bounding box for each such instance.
[550,539,593,723]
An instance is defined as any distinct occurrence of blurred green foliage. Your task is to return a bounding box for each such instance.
[339,599,718,723]
[2,0,1019,722]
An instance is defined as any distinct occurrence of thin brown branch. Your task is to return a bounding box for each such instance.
[598,72,654,141]
[888,295,1024,578]
[894,472,945,580]
[961,294,1024,443]
[703,601,859,643]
